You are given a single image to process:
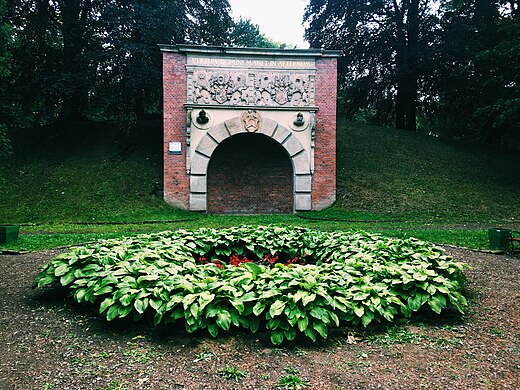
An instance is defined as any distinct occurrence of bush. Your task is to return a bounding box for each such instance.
[37,226,467,344]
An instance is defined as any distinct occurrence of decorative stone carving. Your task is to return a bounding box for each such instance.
[192,109,212,130]
[254,74,309,106]
[193,71,249,105]
[196,109,209,125]
[310,111,317,174]
[289,112,309,132]
[293,112,305,127]
[189,70,313,107]
[186,109,192,174]
[241,110,261,132]
[310,112,317,138]
[186,108,192,127]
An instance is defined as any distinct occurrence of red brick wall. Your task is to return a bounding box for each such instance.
[163,52,189,209]
[313,58,337,209]
[207,134,294,213]
[162,50,338,212]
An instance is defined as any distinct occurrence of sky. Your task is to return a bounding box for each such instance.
[227,0,309,48]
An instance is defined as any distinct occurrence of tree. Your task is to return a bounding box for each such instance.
[6,0,100,123]
[431,0,520,146]
[5,0,234,127]
[91,0,195,124]
[304,0,440,131]
[94,0,233,124]
[59,0,91,120]
[188,0,233,45]
[0,0,13,159]
[229,18,277,48]
[0,0,10,79]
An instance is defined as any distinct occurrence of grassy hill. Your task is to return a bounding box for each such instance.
[335,122,520,223]
[0,120,183,223]
[1,119,519,250]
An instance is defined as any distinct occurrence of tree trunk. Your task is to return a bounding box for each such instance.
[135,89,145,121]
[395,78,406,130]
[60,0,87,121]
[404,0,419,132]
[395,0,420,131]
[394,2,408,130]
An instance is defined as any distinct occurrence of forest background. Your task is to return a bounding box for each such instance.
[0,0,518,158]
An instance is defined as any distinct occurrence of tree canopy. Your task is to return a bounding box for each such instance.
[0,0,292,138]
[1,0,518,149]
[304,0,520,147]
[431,0,520,145]
[2,0,234,129]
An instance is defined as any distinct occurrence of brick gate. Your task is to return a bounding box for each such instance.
[160,44,340,213]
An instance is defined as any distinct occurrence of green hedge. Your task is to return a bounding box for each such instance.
[37,226,467,344]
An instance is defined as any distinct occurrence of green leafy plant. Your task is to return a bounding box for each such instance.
[284,367,300,375]
[104,381,128,390]
[366,325,425,346]
[217,364,248,382]
[123,348,153,364]
[36,225,467,345]
[277,374,309,389]
[193,349,214,362]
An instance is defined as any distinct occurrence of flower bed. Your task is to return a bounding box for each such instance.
[36,226,467,344]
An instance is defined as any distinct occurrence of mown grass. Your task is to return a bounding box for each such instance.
[1,119,518,251]
[377,229,490,249]
[2,226,489,252]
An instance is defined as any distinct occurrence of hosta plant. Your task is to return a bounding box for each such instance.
[36,225,467,344]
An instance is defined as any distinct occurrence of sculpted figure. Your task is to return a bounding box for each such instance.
[196,109,209,125]
[293,112,305,127]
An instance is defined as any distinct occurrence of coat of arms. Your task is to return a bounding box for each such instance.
[241,110,261,132]
[272,75,291,105]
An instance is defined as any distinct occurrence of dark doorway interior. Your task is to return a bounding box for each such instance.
[207,133,294,213]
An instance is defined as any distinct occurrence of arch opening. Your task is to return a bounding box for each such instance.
[207,133,294,213]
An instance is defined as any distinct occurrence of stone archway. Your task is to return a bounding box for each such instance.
[188,116,312,212]
[207,133,293,213]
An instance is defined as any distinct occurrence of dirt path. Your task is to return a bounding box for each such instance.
[0,248,518,389]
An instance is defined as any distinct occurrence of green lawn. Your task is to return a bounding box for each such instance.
[1,120,518,251]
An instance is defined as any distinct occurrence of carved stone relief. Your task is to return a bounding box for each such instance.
[189,70,314,107]
[191,109,212,130]
[254,74,310,106]
[193,71,249,105]
[241,110,261,132]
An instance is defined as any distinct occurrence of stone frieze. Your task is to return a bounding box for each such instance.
[188,71,315,107]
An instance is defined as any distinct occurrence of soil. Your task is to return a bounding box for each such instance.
[0,248,518,389]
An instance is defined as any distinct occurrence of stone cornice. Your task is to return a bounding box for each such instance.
[184,104,318,111]
[158,44,342,58]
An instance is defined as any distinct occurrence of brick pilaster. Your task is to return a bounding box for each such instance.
[312,58,338,209]
[163,52,189,209]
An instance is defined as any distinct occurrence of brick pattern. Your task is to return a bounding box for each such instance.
[163,52,189,208]
[162,51,338,212]
[313,58,338,209]
[207,134,294,213]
